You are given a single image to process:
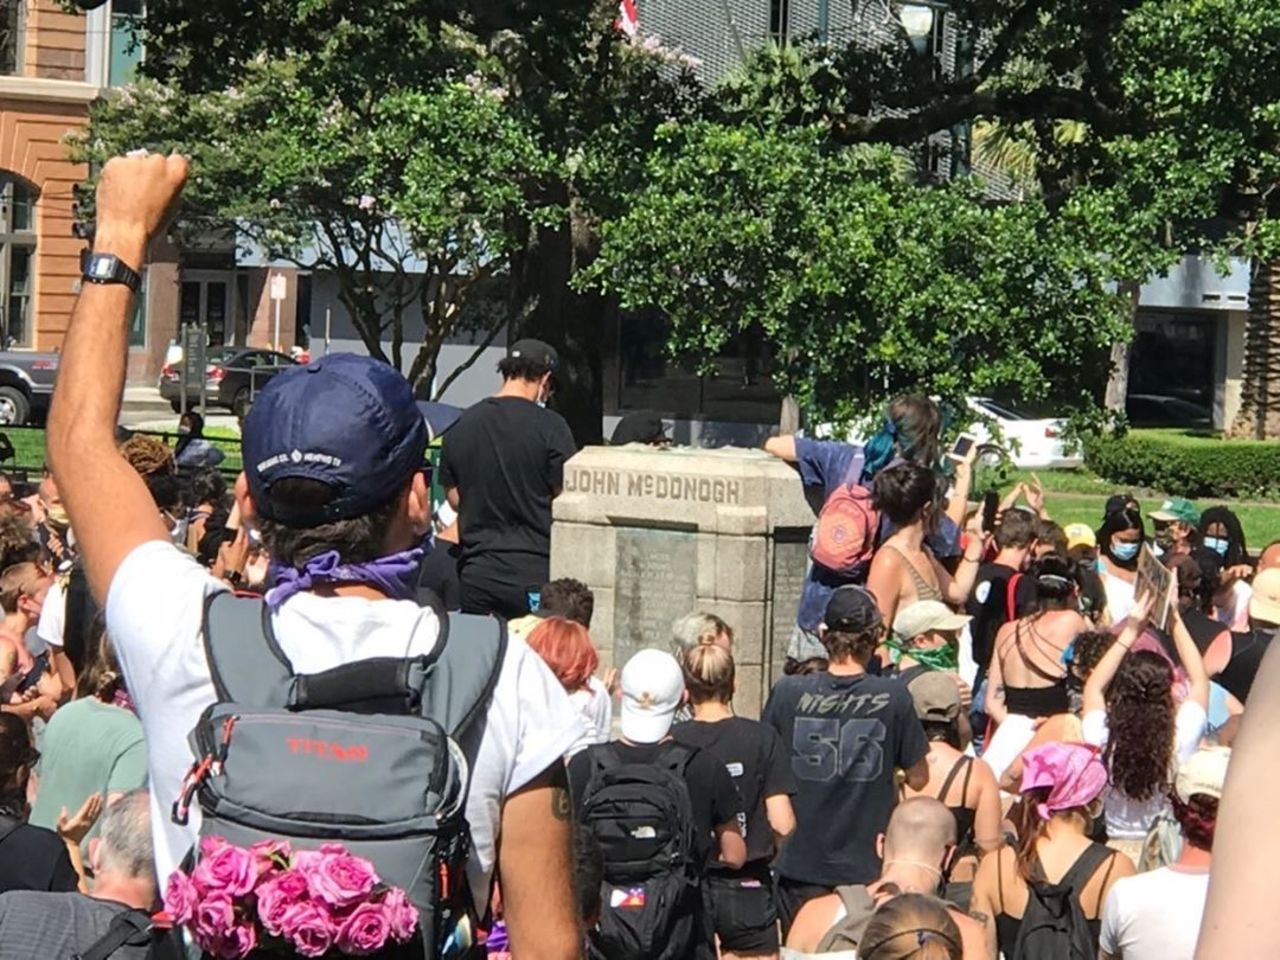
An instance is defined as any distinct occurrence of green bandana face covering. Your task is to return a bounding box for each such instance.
[887,634,959,671]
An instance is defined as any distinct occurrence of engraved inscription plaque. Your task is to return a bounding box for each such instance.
[613,527,698,665]
[769,535,811,683]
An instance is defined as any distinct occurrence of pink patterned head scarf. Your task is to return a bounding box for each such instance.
[1020,742,1108,820]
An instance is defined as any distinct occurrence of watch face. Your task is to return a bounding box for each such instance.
[91,256,115,278]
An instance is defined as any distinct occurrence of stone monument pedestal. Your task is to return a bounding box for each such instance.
[550,445,817,717]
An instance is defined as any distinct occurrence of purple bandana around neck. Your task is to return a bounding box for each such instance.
[265,546,424,610]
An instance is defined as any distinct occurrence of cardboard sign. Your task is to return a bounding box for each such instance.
[1135,543,1172,631]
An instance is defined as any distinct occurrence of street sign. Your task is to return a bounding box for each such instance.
[270,273,288,301]
[180,325,206,415]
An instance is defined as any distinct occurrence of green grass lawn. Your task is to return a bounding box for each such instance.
[976,467,1280,547]
[0,426,244,478]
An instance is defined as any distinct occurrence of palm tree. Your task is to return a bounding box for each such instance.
[1230,259,1280,438]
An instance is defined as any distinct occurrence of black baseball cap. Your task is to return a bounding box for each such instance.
[242,354,428,527]
[823,585,884,633]
[611,412,669,445]
[508,338,559,372]
[1104,492,1138,520]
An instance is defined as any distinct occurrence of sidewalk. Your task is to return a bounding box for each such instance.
[120,385,240,434]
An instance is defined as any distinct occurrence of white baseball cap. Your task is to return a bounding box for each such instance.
[619,649,685,744]
[1175,745,1231,803]
[893,600,971,641]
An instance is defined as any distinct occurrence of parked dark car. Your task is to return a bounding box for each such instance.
[1125,393,1214,429]
[159,348,296,418]
[0,351,59,425]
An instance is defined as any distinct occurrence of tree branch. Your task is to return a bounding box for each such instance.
[431,309,508,401]
[832,87,1119,146]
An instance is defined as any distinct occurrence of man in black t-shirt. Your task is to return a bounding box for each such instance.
[568,650,745,959]
[567,649,745,869]
[763,585,929,934]
[438,339,578,619]
[967,508,1038,674]
[967,508,1037,749]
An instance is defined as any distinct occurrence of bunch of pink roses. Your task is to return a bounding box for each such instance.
[164,837,419,958]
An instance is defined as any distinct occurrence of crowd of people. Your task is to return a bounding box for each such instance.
[0,150,1269,960]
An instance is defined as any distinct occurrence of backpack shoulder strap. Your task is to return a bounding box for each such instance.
[1006,573,1024,621]
[1060,842,1114,893]
[72,908,153,960]
[937,755,970,803]
[420,611,507,741]
[660,741,697,778]
[816,885,877,952]
[201,591,295,708]
[0,815,21,848]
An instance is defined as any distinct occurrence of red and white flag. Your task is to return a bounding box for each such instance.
[616,0,639,37]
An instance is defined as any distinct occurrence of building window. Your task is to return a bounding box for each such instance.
[128,269,148,347]
[0,176,37,349]
[0,0,22,77]
[770,0,791,40]
[108,0,144,86]
[611,311,781,424]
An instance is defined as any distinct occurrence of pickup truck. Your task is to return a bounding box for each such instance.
[0,351,59,425]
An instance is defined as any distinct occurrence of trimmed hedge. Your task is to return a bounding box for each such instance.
[1084,429,1280,499]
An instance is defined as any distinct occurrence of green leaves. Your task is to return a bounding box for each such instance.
[584,121,1128,424]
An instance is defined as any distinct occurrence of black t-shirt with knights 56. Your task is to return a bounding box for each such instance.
[763,670,928,887]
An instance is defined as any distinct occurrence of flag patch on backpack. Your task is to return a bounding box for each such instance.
[610,887,647,908]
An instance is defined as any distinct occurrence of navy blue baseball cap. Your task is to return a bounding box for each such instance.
[242,354,428,526]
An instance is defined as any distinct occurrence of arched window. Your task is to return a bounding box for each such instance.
[0,175,36,348]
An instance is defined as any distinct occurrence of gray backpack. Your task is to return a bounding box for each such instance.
[814,884,877,953]
[172,591,506,959]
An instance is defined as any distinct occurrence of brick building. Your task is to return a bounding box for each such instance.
[0,0,299,388]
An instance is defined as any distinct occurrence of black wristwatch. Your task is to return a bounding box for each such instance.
[82,253,142,293]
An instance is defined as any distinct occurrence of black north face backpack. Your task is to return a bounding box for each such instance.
[579,742,705,960]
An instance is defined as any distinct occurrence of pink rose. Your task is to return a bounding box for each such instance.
[193,842,258,897]
[255,869,310,937]
[382,888,419,943]
[163,870,200,926]
[303,851,378,909]
[200,835,228,859]
[190,891,236,950]
[335,900,393,955]
[221,921,258,960]
[280,900,337,958]
[250,838,293,877]
[209,916,257,960]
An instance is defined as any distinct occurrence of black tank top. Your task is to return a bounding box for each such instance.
[994,844,1117,958]
[940,756,977,856]
[1002,620,1070,717]
[1217,627,1276,704]
[1183,607,1227,654]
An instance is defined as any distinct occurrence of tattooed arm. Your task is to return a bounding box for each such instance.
[499,760,581,958]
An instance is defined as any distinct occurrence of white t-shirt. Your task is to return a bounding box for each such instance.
[34,578,66,654]
[1217,580,1251,632]
[1082,701,1207,839]
[566,675,613,754]
[1099,864,1210,960]
[1098,568,1137,626]
[105,540,585,903]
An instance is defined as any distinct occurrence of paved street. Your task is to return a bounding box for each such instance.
[118,385,241,434]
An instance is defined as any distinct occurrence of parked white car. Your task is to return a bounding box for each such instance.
[965,397,1081,469]
[811,396,1081,469]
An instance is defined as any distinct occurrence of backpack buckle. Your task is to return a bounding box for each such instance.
[172,754,215,826]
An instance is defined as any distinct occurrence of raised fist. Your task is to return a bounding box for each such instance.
[94,152,189,245]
